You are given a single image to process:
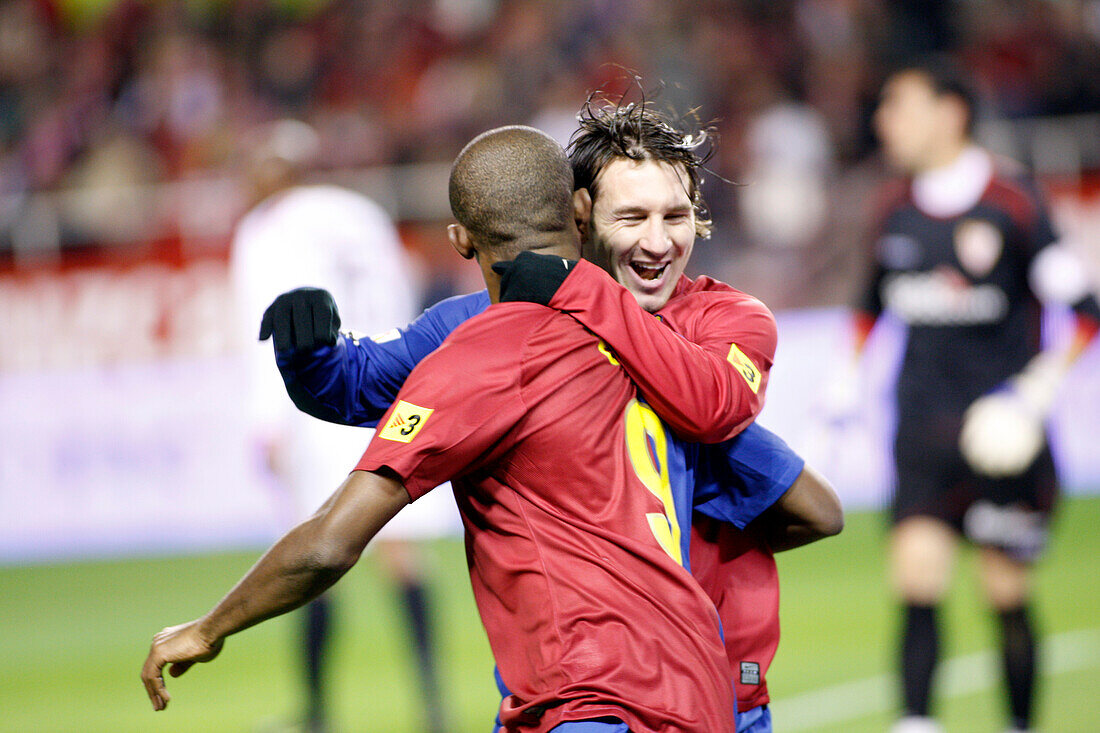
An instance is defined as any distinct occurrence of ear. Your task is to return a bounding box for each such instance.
[448,223,475,259]
[573,188,592,242]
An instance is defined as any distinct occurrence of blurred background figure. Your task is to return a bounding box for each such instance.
[851,59,1100,733]
[738,71,832,252]
[230,119,454,733]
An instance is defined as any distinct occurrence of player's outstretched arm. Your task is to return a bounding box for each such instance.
[691,422,841,549]
[141,469,409,711]
[498,253,776,443]
[262,289,490,427]
[750,464,843,552]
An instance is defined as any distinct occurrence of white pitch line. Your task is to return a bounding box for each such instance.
[769,628,1100,731]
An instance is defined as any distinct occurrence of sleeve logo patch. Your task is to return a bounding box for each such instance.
[378,401,434,443]
[727,344,761,394]
[370,328,401,344]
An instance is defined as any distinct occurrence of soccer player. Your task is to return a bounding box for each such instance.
[143,125,771,732]
[264,99,844,732]
[856,60,1100,733]
[229,119,455,733]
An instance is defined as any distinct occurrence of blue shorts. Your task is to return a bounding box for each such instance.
[737,705,771,733]
[494,718,628,733]
[550,721,629,733]
[491,668,630,733]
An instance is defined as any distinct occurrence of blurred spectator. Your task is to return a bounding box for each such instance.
[738,73,832,251]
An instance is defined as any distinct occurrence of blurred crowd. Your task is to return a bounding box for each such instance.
[3,0,1100,308]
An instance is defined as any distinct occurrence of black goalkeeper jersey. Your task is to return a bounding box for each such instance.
[862,164,1064,425]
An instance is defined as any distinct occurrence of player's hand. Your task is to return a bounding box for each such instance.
[959,391,1044,478]
[493,251,577,307]
[141,620,224,711]
[959,350,1066,478]
[259,287,342,353]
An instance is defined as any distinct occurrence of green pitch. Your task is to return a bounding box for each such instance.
[2,496,1097,732]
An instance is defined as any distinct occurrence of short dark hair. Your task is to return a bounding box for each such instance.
[895,56,978,136]
[449,125,575,256]
[568,95,714,239]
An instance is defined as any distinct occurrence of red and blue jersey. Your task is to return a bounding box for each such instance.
[278,270,800,715]
[357,303,737,732]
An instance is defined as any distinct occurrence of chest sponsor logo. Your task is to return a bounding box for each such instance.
[954,218,1003,278]
[740,661,761,685]
[727,344,762,394]
[378,400,433,443]
[882,269,1008,326]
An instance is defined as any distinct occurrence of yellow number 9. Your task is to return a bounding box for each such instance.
[624,399,683,565]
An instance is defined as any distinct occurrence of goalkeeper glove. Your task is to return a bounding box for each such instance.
[492,251,577,306]
[258,287,342,354]
[958,351,1067,478]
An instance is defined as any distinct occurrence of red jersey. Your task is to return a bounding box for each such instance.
[357,302,736,733]
[689,517,779,712]
[661,275,783,712]
[557,266,784,712]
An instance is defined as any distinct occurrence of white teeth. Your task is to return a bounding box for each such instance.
[631,262,667,281]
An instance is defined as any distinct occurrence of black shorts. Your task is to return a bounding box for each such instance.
[891,417,1059,561]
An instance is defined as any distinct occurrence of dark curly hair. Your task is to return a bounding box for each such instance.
[568,94,715,239]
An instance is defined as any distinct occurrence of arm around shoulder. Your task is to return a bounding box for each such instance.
[752,464,843,552]
[550,261,777,442]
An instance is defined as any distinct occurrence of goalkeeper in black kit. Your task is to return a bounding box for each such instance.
[851,60,1100,733]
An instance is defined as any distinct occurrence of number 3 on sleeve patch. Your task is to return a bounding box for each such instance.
[379,401,434,443]
[726,344,761,394]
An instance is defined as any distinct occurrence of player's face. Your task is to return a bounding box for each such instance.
[874,71,944,173]
[584,158,696,313]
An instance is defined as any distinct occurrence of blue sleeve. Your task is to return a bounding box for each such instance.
[276,290,491,427]
[692,422,805,529]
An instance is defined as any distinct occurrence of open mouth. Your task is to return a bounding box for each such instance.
[630,262,668,282]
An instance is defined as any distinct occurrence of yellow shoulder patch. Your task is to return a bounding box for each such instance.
[378,400,434,443]
[726,344,761,394]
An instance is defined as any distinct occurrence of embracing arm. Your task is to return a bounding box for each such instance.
[691,423,841,550]
[507,256,777,443]
[263,288,490,427]
[750,464,843,552]
[141,469,409,710]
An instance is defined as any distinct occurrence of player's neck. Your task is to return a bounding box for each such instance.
[912,144,991,218]
[919,137,970,173]
[482,235,579,304]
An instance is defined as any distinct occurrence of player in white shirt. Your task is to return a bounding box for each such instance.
[230,120,457,733]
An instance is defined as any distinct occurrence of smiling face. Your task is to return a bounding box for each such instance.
[583,157,697,313]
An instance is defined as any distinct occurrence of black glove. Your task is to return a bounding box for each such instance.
[258,287,342,353]
[492,251,577,306]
